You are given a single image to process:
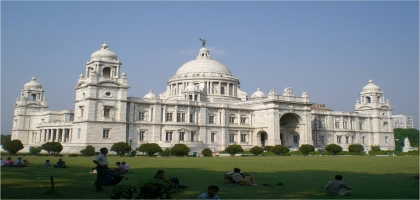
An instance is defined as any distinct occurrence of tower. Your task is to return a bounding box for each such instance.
[11,77,48,144]
[73,42,129,149]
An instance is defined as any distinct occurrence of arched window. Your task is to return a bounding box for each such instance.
[365,96,371,103]
[102,67,111,77]
[31,94,37,101]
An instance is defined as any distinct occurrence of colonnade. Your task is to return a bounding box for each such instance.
[168,81,237,97]
[35,128,73,144]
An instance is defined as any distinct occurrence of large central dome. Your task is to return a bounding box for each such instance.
[175,47,232,76]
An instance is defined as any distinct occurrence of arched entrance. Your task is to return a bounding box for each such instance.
[257,131,268,147]
[279,113,301,148]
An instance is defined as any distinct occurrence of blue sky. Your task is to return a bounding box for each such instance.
[1,1,419,134]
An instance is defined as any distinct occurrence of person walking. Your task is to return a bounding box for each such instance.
[93,147,109,192]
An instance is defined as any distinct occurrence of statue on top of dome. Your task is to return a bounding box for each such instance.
[199,38,208,47]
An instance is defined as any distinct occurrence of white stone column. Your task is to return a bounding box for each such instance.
[69,129,73,143]
[163,107,167,122]
[61,129,65,143]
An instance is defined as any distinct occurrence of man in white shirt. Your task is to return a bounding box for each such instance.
[122,162,129,173]
[93,147,109,192]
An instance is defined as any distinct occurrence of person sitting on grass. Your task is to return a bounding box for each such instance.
[154,170,188,189]
[5,157,14,166]
[114,162,125,174]
[13,157,27,167]
[121,162,129,173]
[231,168,257,186]
[103,169,129,186]
[196,185,220,199]
[54,158,68,168]
[1,158,6,167]
[325,175,352,196]
[44,160,51,168]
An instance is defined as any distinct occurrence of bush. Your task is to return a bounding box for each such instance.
[263,145,274,152]
[29,146,42,155]
[371,145,381,152]
[2,140,24,155]
[80,145,95,156]
[160,150,171,157]
[41,142,63,154]
[249,146,264,156]
[170,144,190,157]
[201,148,213,157]
[271,145,290,156]
[262,151,276,156]
[225,145,243,156]
[111,142,131,157]
[135,179,176,199]
[137,143,163,157]
[348,144,364,155]
[325,144,343,155]
[298,144,315,156]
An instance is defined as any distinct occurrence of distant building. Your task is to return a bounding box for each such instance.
[392,114,414,129]
[10,42,395,153]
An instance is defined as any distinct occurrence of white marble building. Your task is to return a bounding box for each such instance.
[11,42,395,153]
[392,114,414,129]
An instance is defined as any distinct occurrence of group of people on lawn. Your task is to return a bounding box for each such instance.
[91,147,352,199]
[44,158,69,168]
[1,157,29,167]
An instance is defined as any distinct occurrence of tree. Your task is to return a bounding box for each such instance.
[170,144,190,157]
[41,142,63,154]
[2,139,24,155]
[271,145,290,156]
[263,145,274,152]
[111,142,131,156]
[80,145,96,156]
[224,144,243,156]
[348,144,364,154]
[0,134,11,145]
[137,143,163,157]
[29,146,42,155]
[370,145,381,152]
[202,148,213,157]
[299,144,315,156]
[325,144,342,155]
[394,128,419,151]
[249,146,264,156]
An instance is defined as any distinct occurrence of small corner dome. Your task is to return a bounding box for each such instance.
[362,79,381,92]
[24,77,42,90]
[144,90,158,99]
[251,88,266,99]
[185,84,200,92]
[90,42,118,61]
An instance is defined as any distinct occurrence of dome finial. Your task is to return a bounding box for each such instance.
[199,38,208,47]
[31,76,36,81]
[369,79,373,84]
[102,40,108,49]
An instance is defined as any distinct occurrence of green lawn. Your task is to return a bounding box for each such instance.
[1,156,419,199]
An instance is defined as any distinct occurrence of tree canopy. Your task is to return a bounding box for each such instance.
[271,145,290,156]
[1,134,11,145]
[224,144,243,156]
[2,139,24,155]
[41,142,63,154]
[298,144,315,155]
[111,142,131,156]
[138,143,163,157]
[80,145,96,156]
[325,144,342,155]
[249,146,264,156]
[394,128,419,151]
[201,148,213,157]
[170,144,190,157]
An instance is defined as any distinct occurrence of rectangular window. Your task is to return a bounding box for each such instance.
[346,136,349,144]
[321,136,324,144]
[221,87,225,95]
[103,129,110,138]
[80,107,84,117]
[139,112,145,121]
[209,116,215,124]
[179,132,185,141]
[166,113,173,122]
[104,106,112,118]
[337,136,342,143]
[385,136,388,143]
[211,133,216,142]
[335,122,340,129]
[190,114,194,123]
[241,117,247,125]
[360,123,364,130]
[293,135,298,144]
[139,131,145,141]
[69,115,74,121]
[362,136,366,144]
[77,128,81,139]
[177,113,185,122]
[229,134,235,142]
[343,122,348,129]
[241,134,246,143]
[230,117,236,124]
[166,132,172,141]
[191,132,195,141]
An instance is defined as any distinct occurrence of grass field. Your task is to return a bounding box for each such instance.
[1,155,419,199]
